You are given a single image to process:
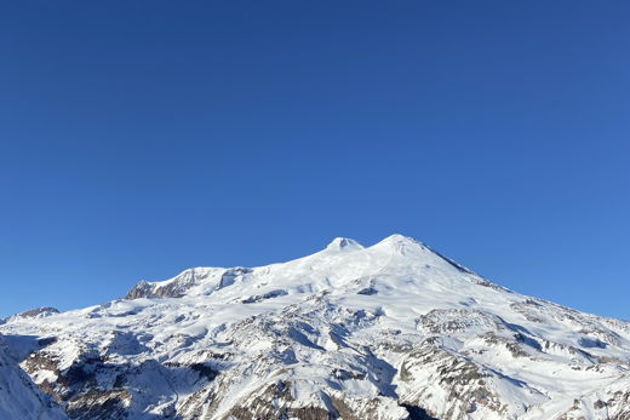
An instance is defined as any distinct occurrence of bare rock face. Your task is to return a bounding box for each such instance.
[18,307,60,319]
[125,269,200,299]
[2,234,630,419]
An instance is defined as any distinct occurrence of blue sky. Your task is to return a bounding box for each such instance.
[1,1,629,319]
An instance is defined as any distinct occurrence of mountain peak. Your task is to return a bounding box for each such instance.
[371,233,425,254]
[2,234,630,420]
[379,233,419,244]
[325,237,364,251]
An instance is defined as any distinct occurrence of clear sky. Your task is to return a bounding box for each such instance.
[1,1,629,320]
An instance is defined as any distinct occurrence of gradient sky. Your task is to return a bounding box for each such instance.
[1,1,629,319]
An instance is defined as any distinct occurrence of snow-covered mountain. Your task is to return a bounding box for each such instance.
[0,334,67,419]
[1,234,629,419]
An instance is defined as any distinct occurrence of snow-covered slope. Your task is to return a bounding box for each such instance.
[1,234,629,419]
[0,334,67,419]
